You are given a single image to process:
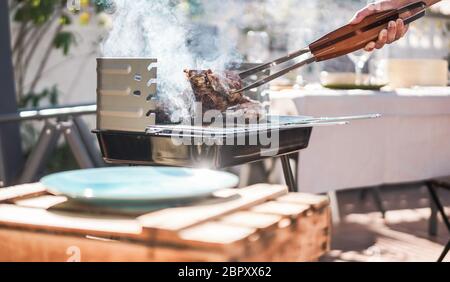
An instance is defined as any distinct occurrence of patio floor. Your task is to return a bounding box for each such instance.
[320,183,450,262]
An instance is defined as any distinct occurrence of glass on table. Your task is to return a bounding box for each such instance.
[346,0,375,86]
[347,50,373,85]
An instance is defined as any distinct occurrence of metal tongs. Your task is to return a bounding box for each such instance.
[233,1,429,93]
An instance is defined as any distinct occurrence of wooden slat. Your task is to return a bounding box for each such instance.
[0,227,237,262]
[219,211,281,231]
[250,201,310,218]
[0,204,144,239]
[217,212,285,260]
[179,222,256,248]
[15,195,166,217]
[277,193,329,210]
[15,195,68,210]
[0,183,47,203]
[248,201,312,261]
[0,183,331,262]
[16,189,243,217]
[0,228,151,262]
[173,222,258,260]
[249,199,331,262]
[137,184,287,242]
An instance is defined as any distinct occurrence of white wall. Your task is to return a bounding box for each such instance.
[10,19,106,106]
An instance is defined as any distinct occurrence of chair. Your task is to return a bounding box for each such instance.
[425,179,450,262]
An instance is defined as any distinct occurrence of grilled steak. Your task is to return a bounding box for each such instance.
[184,69,264,120]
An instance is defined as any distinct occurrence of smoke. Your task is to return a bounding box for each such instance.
[100,0,366,121]
[101,0,192,121]
[101,0,242,122]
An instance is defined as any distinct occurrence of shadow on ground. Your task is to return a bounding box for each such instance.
[320,184,449,262]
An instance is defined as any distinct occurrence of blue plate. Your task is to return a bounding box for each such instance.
[41,167,239,204]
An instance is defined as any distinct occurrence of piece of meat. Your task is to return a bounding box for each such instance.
[225,102,265,123]
[184,69,265,121]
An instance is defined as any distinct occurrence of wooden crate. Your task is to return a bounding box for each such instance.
[0,183,330,262]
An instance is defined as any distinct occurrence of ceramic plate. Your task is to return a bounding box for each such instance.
[41,167,239,204]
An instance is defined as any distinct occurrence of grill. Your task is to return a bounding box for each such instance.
[96,116,315,167]
[94,58,379,192]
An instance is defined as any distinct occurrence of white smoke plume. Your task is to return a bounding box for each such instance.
[101,0,243,122]
[101,0,195,121]
[100,0,365,121]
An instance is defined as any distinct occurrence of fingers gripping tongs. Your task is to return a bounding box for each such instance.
[233,1,429,93]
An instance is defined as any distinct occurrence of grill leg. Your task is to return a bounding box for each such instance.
[281,155,297,192]
[238,164,251,188]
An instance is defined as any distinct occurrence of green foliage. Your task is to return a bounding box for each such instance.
[19,85,60,108]
[10,0,102,173]
[53,31,77,55]
[45,142,79,174]
[12,1,77,56]
[13,0,66,24]
[10,0,105,101]
[59,13,72,25]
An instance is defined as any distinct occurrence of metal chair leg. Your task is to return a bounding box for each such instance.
[73,116,105,167]
[19,121,61,183]
[372,186,386,219]
[426,182,450,262]
[61,121,95,169]
[438,240,450,262]
[358,187,386,218]
[428,182,439,237]
[19,119,99,184]
[427,183,450,232]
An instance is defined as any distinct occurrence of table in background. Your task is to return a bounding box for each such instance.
[270,87,450,194]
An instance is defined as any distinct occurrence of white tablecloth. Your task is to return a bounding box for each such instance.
[270,87,450,193]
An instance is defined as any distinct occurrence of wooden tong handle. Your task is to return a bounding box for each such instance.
[309,1,427,62]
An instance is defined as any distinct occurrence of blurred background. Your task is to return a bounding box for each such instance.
[5,0,450,172]
[8,0,450,106]
[1,0,450,262]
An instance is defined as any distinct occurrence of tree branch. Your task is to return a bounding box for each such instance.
[13,22,30,99]
[15,3,65,98]
[28,23,64,94]
[24,16,58,73]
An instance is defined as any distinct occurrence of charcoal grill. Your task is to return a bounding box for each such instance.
[94,58,379,192]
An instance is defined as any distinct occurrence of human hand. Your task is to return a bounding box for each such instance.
[350,0,413,51]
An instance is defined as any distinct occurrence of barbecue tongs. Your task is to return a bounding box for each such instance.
[234,1,429,93]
